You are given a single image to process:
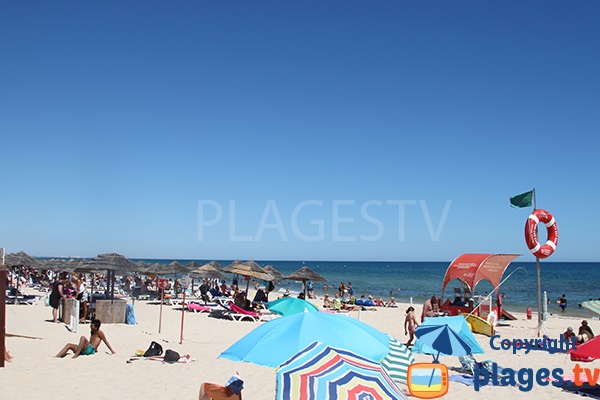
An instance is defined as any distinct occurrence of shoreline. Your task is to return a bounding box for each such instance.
[2,287,599,399]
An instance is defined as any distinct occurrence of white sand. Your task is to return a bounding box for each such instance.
[1,290,599,399]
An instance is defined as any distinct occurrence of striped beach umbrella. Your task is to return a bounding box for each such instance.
[276,341,407,400]
[582,300,600,316]
[380,337,415,385]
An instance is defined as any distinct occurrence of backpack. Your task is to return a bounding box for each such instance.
[164,349,180,364]
[143,341,163,357]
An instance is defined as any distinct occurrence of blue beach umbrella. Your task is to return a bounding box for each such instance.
[414,324,472,361]
[412,316,484,357]
[267,297,319,317]
[219,312,390,368]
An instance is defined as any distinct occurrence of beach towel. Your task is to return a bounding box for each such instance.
[126,304,137,324]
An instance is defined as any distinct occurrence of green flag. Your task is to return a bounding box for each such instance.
[510,190,534,208]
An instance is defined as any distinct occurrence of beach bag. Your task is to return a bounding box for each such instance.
[143,341,163,357]
[164,349,180,364]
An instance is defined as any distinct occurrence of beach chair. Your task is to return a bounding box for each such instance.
[228,304,263,322]
[199,375,243,400]
[187,303,212,313]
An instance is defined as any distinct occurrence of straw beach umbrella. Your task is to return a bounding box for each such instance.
[189,263,227,280]
[263,265,284,281]
[222,260,274,306]
[75,253,139,300]
[5,251,40,298]
[283,266,327,298]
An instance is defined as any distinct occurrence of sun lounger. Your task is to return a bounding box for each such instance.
[187,303,212,313]
[228,304,263,322]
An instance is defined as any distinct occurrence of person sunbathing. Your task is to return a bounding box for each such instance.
[56,319,115,358]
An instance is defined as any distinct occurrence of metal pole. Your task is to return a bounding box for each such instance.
[179,288,186,345]
[536,257,542,326]
[159,287,164,334]
[1,248,6,368]
[533,188,542,327]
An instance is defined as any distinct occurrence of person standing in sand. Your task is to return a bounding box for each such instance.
[56,319,115,358]
[49,277,67,323]
[404,306,420,347]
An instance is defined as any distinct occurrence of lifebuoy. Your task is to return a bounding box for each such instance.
[525,209,558,259]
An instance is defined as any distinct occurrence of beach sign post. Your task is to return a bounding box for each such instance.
[0,248,6,368]
[158,278,168,333]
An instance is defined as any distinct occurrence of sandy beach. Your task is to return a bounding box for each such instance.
[2,288,599,400]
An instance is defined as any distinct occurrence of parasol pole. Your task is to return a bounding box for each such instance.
[179,286,186,344]
[1,248,6,368]
[159,287,164,334]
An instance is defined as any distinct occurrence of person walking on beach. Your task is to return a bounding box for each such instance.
[56,319,115,358]
[404,306,420,347]
[558,294,567,311]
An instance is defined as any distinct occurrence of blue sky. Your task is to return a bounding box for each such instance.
[1,1,598,261]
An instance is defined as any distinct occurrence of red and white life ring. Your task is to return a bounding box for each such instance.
[525,209,558,259]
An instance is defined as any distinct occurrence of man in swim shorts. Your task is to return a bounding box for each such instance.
[56,319,116,358]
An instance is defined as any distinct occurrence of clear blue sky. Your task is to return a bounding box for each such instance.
[1,1,598,262]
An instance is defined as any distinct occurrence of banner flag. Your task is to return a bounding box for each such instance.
[510,190,534,208]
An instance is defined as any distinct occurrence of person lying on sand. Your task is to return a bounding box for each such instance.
[56,319,115,358]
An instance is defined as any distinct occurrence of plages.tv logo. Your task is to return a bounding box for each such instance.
[473,334,600,392]
[407,362,449,398]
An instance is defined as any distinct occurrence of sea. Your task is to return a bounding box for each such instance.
[138,259,599,319]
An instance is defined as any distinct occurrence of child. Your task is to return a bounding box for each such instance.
[404,306,419,347]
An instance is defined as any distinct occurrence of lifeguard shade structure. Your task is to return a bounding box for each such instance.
[412,316,484,357]
[276,341,407,400]
[440,253,520,301]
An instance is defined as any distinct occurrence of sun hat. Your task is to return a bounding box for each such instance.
[567,326,574,331]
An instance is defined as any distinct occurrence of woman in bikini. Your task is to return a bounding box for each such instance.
[404,306,420,347]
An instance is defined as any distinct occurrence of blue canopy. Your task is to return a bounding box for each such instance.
[412,316,484,356]
[219,312,390,367]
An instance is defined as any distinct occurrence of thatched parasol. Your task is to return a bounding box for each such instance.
[222,260,274,307]
[41,258,83,272]
[189,263,227,280]
[263,265,284,281]
[5,251,40,296]
[5,251,39,268]
[283,266,327,298]
[75,253,139,300]
[222,260,274,282]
